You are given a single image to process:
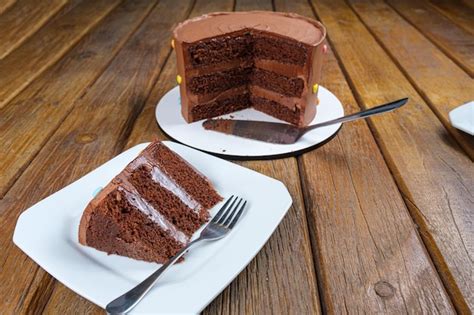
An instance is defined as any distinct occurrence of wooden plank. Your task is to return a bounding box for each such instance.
[465,0,474,10]
[347,0,474,158]
[235,0,272,11]
[429,0,474,34]
[386,0,474,77]
[0,0,68,59]
[310,0,474,312]
[0,0,17,14]
[276,0,455,313]
[0,0,194,313]
[0,0,158,199]
[0,0,121,109]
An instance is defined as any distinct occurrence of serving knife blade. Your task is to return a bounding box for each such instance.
[202,98,408,144]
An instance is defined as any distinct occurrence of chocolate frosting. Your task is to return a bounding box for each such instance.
[174,11,325,46]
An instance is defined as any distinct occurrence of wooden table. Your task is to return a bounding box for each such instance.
[0,0,472,313]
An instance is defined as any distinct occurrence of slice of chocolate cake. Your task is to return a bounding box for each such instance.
[78,141,222,263]
[172,11,327,127]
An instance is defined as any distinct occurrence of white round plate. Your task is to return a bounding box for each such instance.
[156,86,344,158]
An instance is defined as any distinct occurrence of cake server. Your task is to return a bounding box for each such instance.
[106,196,247,315]
[203,98,408,144]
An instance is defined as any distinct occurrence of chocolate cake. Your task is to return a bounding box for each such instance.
[78,141,222,263]
[172,11,327,127]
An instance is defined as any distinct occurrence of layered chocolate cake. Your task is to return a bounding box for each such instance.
[172,11,327,127]
[78,141,222,263]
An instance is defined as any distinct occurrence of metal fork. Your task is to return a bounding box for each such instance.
[106,196,247,314]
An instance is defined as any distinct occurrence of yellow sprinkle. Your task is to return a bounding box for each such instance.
[171,39,175,49]
[176,75,182,84]
[312,83,319,94]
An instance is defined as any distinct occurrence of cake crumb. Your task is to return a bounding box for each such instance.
[229,115,234,119]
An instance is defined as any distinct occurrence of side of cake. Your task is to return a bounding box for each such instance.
[78,141,222,263]
[173,11,327,127]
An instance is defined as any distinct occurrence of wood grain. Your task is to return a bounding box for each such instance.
[429,0,474,34]
[386,0,474,77]
[310,0,474,312]
[347,0,474,159]
[276,0,455,313]
[0,0,194,313]
[0,0,121,109]
[0,0,67,59]
[235,0,272,11]
[0,0,16,14]
[0,0,158,199]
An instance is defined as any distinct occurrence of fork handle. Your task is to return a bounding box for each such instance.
[106,238,200,314]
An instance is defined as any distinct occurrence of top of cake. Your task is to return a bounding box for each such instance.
[173,11,326,46]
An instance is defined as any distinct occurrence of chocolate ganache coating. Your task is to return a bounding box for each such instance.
[173,11,325,45]
[173,11,327,127]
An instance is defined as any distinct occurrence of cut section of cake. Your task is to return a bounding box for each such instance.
[172,11,327,127]
[78,141,222,263]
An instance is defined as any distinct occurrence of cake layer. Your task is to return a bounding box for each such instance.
[186,30,309,68]
[188,67,304,97]
[191,92,250,121]
[187,31,253,68]
[188,66,252,95]
[187,89,306,125]
[147,143,222,209]
[127,163,206,237]
[251,68,304,97]
[79,185,187,263]
[251,96,301,125]
[253,32,308,66]
[249,85,303,111]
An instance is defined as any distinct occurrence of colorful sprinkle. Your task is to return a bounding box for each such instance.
[176,75,182,84]
[171,39,175,49]
[322,44,328,54]
[312,83,319,94]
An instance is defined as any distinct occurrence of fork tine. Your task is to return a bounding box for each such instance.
[228,200,246,229]
[211,195,234,223]
[217,198,241,224]
[223,199,243,226]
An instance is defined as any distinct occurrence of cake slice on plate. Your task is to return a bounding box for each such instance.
[78,141,222,263]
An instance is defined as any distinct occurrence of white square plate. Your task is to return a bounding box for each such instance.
[13,141,292,314]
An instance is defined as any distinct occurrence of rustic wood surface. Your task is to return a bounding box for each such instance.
[0,0,472,314]
[0,0,67,59]
[387,0,474,77]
